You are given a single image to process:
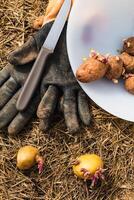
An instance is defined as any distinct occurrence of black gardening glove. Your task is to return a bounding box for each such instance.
[7,21,91,134]
[0,22,53,135]
[36,23,91,133]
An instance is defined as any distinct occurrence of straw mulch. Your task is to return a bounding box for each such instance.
[0,0,133,199]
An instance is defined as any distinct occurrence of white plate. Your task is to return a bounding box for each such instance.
[67,0,134,122]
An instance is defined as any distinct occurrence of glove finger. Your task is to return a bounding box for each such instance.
[0,90,20,129]
[8,94,40,135]
[0,77,19,109]
[37,85,58,119]
[0,67,10,86]
[39,119,49,131]
[78,90,91,125]
[63,88,79,133]
[8,37,38,66]
[37,85,59,131]
[40,84,47,98]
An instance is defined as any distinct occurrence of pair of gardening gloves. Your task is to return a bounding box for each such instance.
[0,0,91,135]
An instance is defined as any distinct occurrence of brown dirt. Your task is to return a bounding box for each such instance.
[0,0,134,199]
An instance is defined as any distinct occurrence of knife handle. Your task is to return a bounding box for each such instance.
[16,47,52,111]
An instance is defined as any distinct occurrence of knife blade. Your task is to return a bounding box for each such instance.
[16,0,71,111]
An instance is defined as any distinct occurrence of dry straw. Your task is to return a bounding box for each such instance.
[0,0,133,199]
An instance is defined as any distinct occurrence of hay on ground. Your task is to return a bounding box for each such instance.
[0,0,133,199]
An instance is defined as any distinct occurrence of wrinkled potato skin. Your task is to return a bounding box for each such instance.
[76,58,108,83]
[106,56,123,80]
[123,37,134,56]
[120,52,134,73]
[125,76,134,94]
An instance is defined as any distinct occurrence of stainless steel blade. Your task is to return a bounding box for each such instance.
[43,0,71,52]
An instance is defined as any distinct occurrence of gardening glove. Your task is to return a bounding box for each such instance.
[35,22,91,133]
[8,21,91,133]
[0,22,53,135]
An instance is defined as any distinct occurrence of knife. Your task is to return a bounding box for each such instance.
[16,0,71,111]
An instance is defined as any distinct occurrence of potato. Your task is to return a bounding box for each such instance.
[120,52,134,73]
[33,16,45,30]
[125,76,134,94]
[76,57,108,83]
[106,56,123,81]
[123,37,134,56]
[33,0,74,29]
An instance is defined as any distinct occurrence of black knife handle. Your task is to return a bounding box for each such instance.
[16,47,52,111]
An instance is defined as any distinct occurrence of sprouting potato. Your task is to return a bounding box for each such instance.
[72,154,105,186]
[125,76,134,94]
[106,56,124,83]
[17,146,43,174]
[76,37,134,95]
[123,37,134,56]
[76,57,108,83]
[120,52,134,73]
